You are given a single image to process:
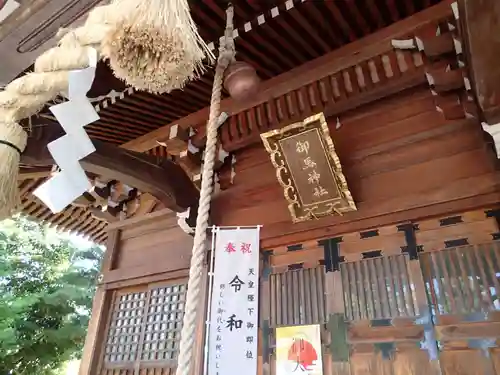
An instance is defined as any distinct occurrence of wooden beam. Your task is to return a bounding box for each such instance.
[0,0,106,85]
[261,192,500,249]
[222,67,427,152]
[18,166,53,180]
[89,206,120,223]
[121,0,454,153]
[21,124,199,213]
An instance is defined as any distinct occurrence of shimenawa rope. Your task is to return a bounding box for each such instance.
[0,0,215,219]
[0,4,114,220]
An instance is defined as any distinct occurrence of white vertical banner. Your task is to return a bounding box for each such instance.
[208,227,260,375]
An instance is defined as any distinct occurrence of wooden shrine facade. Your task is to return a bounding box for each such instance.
[80,206,500,375]
[8,0,454,243]
[81,3,500,374]
[80,209,500,375]
[261,211,500,375]
[79,210,207,375]
[77,0,500,374]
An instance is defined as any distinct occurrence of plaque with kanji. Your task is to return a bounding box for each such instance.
[260,112,356,223]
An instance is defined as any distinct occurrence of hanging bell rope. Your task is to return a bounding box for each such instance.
[101,0,215,94]
[175,5,235,375]
[0,4,115,220]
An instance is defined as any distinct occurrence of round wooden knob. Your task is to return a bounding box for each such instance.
[224,61,260,102]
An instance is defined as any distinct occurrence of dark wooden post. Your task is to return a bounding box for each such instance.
[400,223,442,375]
[320,238,350,375]
[260,250,272,375]
[78,229,120,375]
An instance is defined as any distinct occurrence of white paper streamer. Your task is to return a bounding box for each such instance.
[177,207,194,234]
[391,39,416,50]
[34,48,99,213]
[34,170,91,213]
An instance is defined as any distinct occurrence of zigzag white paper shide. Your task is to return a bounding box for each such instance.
[33,48,100,213]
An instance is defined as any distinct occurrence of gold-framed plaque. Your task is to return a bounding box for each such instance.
[260,112,356,223]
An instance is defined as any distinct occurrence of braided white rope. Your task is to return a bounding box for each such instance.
[175,6,235,375]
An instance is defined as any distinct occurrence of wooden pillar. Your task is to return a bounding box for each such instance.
[79,229,121,375]
[260,251,272,375]
[78,286,112,375]
[401,223,442,375]
[322,238,350,375]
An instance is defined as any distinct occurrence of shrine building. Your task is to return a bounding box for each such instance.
[2,0,500,374]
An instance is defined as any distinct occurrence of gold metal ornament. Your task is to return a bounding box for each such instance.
[260,112,356,223]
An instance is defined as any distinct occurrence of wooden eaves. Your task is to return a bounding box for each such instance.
[123,0,455,154]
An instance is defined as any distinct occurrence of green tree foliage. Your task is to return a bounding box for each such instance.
[0,216,103,375]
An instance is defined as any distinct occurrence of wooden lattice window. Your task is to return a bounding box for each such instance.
[101,282,187,373]
[141,284,186,362]
[421,243,500,316]
[104,291,146,364]
[340,254,418,321]
[269,266,326,327]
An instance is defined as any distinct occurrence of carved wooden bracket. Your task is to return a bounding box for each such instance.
[392,19,475,122]
[21,123,199,213]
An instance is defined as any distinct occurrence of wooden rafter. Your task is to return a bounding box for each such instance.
[18,166,53,180]
[325,1,358,41]
[365,0,385,29]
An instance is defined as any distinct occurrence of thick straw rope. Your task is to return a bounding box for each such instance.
[175,6,235,375]
[0,5,113,117]
[0,5,115,219]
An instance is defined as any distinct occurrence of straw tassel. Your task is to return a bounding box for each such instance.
[101,0,214,94]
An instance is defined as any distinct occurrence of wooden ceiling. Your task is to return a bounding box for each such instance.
[15,0,446,243]
[19,177,109,243]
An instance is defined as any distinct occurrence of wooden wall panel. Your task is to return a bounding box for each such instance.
[80,209,203,375]
[116,234,191,273]
[340,228,405,258]
[269,245,324,271]
[212,87,499,248]
[268,267,326,327]
[415,210,498,252]
[341,255,418,321]
[102,209,194,288]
